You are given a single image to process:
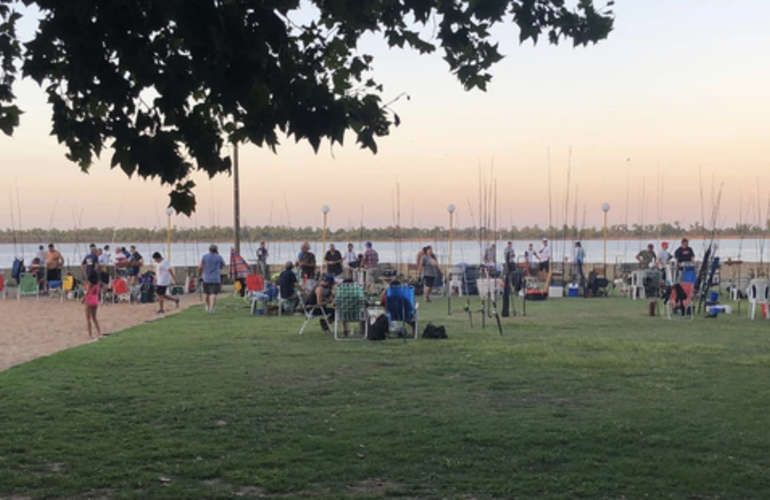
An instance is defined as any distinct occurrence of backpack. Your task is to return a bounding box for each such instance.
[422,323,448,340]
[12,258,24,284]
[367,314,389,341]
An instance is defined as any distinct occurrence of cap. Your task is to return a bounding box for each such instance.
[542,238,548,242]
[324,274,335,284]
[209,244,218,252]
[366,242,373,247]
[662,242,669,248]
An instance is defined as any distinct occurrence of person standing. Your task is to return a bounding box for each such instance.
[45,243,64,282]
[256,241,269,279]
[153,252,180,314]
[324,244,343,276]
[198,244,225,314]
[524,243,538,273]
[35,245,46,263]
[573,241,586,296]
[344,243,357,268]
[674,238,695,264]
[483,244,497,267]
[279,261,300,312]
[503,241,516,274]
[635,244,656,269]
[127,245,144,285]
[657,242,671,269]
[362,242,379,291]
[83,273,102,339]
[418,245,439,302]
[537,239,551,274]
[298,242,317,281]
[81,245,100,287]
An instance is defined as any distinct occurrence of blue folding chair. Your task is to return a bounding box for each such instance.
[385,285,419,340]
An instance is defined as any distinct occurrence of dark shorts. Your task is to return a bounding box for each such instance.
[127,266,139,277]
[46,268,61,282]
[156,285,168,296]
[423,276,435,287]
[539,261,550,273]
[203,282,221,295]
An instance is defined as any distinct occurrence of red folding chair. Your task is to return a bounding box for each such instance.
[113,277,131,303]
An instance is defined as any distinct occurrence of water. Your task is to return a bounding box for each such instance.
[2,238,768,269]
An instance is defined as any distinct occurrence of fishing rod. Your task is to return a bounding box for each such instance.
[8,186,18,259]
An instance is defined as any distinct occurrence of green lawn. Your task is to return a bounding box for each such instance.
[1,296,769,500]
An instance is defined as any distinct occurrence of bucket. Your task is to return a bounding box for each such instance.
[708,291,719,303]
[682,270,697,283]
[568,285,579,297]
[254,309,263,316]
[707,306,725,315]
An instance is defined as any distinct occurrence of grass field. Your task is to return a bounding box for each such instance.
[1,295,769,500]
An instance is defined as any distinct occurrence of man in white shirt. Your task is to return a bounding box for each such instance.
[344,243,357,268]
[537,239,551,273]
[152,252,179,314]
[657,242,671,269]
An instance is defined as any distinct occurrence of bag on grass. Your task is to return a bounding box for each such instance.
[368,314,389,341]
[422,323,448,339]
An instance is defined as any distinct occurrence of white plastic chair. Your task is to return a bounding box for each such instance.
[448,267,464,297]
[629,270,646,300]
[747,278,770,320]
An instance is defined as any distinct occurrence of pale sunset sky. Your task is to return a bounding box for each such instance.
[1,0,769,232]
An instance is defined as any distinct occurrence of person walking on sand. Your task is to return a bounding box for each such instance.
[199,244,225,315]
[83,273,102,339]
[153,252,180,314]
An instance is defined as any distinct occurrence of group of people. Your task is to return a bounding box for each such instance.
[482,239,554,274]
[635,238,696,270]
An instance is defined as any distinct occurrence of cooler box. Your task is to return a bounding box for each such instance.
[568,285,579,297]
[549,285,564,298]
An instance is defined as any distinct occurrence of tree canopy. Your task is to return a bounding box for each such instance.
[0,0,614,214]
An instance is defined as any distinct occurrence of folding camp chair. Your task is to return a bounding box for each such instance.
[298,292,333,335]
[386,284,419,340]
[62,274,80,301]
[112,277,132,303]
[334,283,368,340]
[245,273,265,306]
[666,282,695,321]
[16,273,39,300]
[48,277,64,301]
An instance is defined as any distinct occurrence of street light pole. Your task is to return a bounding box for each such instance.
[165,206,174,261]
[602,203,611,270]
[447,204,456,315]
[322,205,330,274]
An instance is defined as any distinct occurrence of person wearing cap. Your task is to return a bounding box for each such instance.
[307,274,337,332]
[198,244,226,314]
[127,245,144,285]
[279,261,300,312]
[537,239,551,274]
[636,244,656,269]
[674,238,695,264]
[657,242,671,269]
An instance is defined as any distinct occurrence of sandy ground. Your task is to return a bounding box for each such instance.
[0,294,203,372]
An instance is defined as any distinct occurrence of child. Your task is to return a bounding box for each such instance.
[83,273,102,339]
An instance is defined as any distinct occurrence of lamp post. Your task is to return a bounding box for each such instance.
[447,204,456,315]
[322,205,330,274]
[601,203,611,269]
[165,206,175,261]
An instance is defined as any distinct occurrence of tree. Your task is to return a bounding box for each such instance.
[0,0,613,214]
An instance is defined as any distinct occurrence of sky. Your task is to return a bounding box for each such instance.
[2,0,770,232]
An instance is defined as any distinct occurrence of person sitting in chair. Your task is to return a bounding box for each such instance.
[279,261,300,313]
[307,274,336,332]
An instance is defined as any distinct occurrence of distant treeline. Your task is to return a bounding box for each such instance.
[1,222,768,245]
